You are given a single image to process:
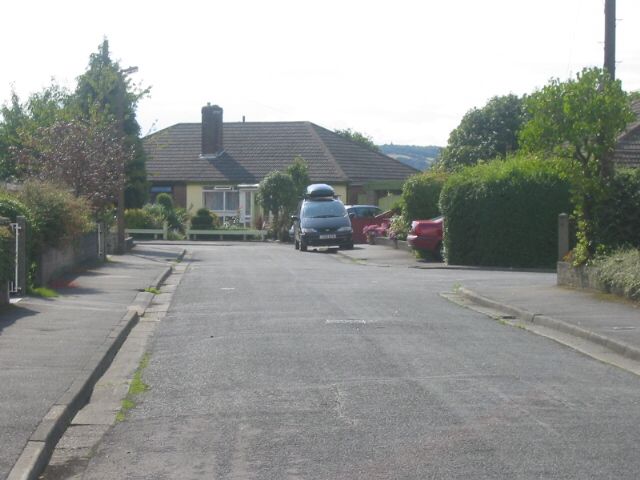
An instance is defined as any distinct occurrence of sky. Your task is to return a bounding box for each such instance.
[1,0,639,147]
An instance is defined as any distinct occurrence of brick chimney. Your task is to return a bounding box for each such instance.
[201,103,223,157]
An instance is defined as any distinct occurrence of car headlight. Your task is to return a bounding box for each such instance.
[301,228,317,233]
[337,226,352,233]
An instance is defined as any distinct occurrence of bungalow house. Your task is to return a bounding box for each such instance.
[613,99,640,169]
[143,104,419,226]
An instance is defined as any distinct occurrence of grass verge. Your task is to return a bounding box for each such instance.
[29,286,59,298]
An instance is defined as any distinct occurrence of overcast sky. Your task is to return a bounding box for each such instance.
[2,0,639,146]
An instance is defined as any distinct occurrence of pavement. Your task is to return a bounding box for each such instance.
[337,243,640,366]
[1,240,639,479]
[0,244,184,480]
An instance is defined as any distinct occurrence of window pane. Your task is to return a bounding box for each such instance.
[245,192,252,216]
[203,192,214,210]
[213,191,225,210]
[226,191,239,211]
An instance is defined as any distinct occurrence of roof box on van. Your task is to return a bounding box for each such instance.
[305,183,335,198]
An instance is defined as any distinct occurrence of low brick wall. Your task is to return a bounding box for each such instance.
[37,231,100,286]
[372,236,412,252]
[557,261,630,299]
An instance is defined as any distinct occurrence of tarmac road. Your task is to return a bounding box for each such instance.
[79,243,640,479]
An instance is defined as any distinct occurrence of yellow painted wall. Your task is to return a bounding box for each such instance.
[186,184,206,211]
[332,183,347,202]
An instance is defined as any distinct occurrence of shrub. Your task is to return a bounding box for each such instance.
[593,248,640,301]
[439,154,572,267]
[155,193,174,211]
[0,192,37,266]
[401,172,447,221]
[388,215,409,241]
[18,181,93,250]
[125,207,163,229]
[190,208,218,230]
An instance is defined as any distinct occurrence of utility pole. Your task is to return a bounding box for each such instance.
[604,0,616,79]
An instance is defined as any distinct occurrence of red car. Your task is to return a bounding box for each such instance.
[407,216,444,258]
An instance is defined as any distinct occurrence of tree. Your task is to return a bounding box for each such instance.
[334,128,379,152]
[16,115,130,213]
[437,94,527,171]
[0,85,72,180]
[286,156,310,199]
[258,170,297,240]
[519,67,634,260]
[75,38,150,207]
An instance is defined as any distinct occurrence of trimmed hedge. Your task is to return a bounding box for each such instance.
[401,171,447,221]
[592,168,640,251]
[0,224,13,282]
[439,155,572,267]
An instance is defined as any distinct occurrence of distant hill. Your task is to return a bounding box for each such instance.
[379,144,442,171]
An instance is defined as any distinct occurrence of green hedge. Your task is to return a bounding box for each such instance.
[401,171,447,221]
[439,155,572,267]
[0,225,13,282]
[592,168,640,251]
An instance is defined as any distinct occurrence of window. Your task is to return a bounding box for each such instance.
[203,187,239,212]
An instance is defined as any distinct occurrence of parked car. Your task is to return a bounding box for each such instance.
[344,205,383,219]
[407,216,444,259]
[292,184,354,251]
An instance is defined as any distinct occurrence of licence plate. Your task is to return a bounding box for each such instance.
[319,234,336,239]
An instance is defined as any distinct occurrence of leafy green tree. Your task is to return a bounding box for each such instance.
[75,39,150,207]
[286,156,310,199]
[0,85,72,180]
[519,67,634,261]
[334,128,379,152]
[258,170,297,240]
[437,94,526,171]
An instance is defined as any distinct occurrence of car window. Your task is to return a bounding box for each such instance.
[302,201,347,219]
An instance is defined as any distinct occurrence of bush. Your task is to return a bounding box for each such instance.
[593,248,640,301]
[125,206,164,229]
[401,172,447,221]
[18,181,93,251]
[388,215,409,241]
[439,154,572,267]
[190,208,218,230]
[155,193,174,211]
[0,192,37,269]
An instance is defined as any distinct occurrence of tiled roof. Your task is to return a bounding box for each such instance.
[613,99,640,169]
[144,121,419,184]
